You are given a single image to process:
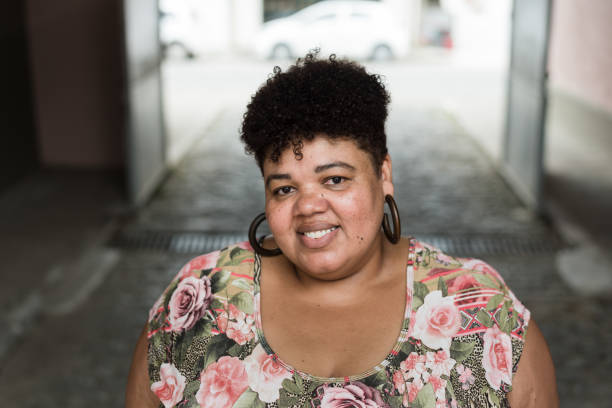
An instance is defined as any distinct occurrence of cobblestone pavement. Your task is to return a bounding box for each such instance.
[1,103,609,407]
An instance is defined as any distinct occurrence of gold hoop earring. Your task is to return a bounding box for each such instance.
[248,213,282,256]
[382,195,401,244]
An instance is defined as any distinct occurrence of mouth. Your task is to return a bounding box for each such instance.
[301,226,339,240]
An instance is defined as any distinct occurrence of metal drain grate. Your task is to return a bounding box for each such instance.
[109,230,566,256]
[108,230,248,254]
[414,234,566,256]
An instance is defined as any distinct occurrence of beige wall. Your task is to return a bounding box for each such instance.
[26,0,124,168]
[544,0,612,253]
[548,0,612,114]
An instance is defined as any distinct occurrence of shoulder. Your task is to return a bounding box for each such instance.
[409,240,531,400]
[147,241,256,334]
[145,242,257,383]
[412,239,530,336]
[412,239,529,321]
[143,242,262,406]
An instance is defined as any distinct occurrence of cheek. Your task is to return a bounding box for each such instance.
[336,191,384,234]
[265,202,292,236]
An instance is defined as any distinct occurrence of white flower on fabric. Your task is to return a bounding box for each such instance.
[482,326,513,390]
[426,349,456,377]
[243,344,292,403]
[150,363,186,408]
[217,304,256,345]
[413,290,461,351]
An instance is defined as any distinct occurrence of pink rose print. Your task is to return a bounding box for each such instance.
[195,356,249,408]
[395,353,426,406]
[429,375,447,401]
[392,369,406,394]
[456,364,475,390]
[400,352,426,380]
[150,363,186,408]
[320,382,389,408]
[217,304,256,345]
[425,350,456,377]
[394,369,423,406]
[236,241,253,251]
[482,326,513,390]
[182,252,219,277]
[446,275,486,305]
[413,290,461,351]
[406,378,423,404]
[396,350,455,407]
[168,276,212,332]
[244,344,292,402]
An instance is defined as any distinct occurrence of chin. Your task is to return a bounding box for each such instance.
[295,251,348,279]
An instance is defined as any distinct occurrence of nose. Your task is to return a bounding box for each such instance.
[294,189,328,217]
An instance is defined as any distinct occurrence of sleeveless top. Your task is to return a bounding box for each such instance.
[147,239,530,408]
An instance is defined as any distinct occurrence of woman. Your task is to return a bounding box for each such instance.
[126,53,558,407]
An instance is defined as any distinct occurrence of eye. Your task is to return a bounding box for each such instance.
[325,176,347,185]
[274,186,295,196]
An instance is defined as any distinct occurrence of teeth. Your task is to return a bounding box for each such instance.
[304,227,337,239]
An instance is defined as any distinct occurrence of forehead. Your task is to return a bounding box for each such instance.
[263,136,373,174]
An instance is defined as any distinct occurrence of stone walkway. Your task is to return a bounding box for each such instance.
[0,103,609,407]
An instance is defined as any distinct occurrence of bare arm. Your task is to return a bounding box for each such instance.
[125,324,160,408]
[507,319,559,407]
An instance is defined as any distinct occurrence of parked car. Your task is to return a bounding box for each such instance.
[255,0,410,61]
[159,0,198,59]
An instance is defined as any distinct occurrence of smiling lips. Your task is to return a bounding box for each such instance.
[302,226,339,239]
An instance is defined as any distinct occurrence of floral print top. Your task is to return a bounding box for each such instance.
[147,238,530,408]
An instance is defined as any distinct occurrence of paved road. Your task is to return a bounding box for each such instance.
[0,58,609,407]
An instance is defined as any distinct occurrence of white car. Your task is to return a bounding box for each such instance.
[255,0,410,61]
[159,0,199,59]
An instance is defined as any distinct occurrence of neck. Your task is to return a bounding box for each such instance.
[289,232,392,301]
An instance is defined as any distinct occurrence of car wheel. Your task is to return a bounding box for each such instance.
[163,42,196,60]
[370,44,394,61]
[270,43,292,60]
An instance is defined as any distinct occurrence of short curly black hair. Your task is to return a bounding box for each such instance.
[240,52,391,173]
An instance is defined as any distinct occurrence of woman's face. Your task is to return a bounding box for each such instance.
[262,136,393,279]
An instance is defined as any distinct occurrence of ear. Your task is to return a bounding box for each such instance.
[380,154,394,196]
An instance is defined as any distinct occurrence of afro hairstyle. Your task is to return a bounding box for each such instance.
[240,51,391,173]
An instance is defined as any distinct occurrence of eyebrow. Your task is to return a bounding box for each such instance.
[315,161,356,173]
[265,161,356,188]
[265,173,291,188]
